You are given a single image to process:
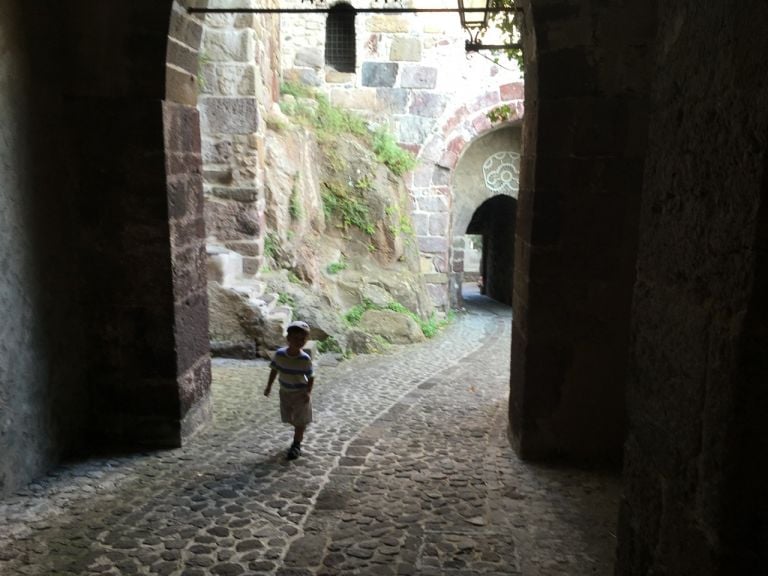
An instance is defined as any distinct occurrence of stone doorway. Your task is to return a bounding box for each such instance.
[449,125,521,308]
[463,195,517,306]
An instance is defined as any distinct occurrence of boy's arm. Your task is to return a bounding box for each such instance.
[307,376,315,394]
[264,368,277,396]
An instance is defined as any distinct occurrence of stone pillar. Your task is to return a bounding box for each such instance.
[510,0,656,462]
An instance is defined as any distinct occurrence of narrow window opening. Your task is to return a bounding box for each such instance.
[325,3,356,73]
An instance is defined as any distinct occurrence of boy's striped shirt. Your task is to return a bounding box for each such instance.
[271,347,314,389]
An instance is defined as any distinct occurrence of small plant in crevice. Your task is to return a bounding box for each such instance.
[385,204,415,243]
[277,292,296,308]
[321,182,375,236]
[317,336,343,354]
[326,259,347,275]
[354,174,374,192]
[287,272,303,284]
[371,128,416,176]
[263,233,279,260]
[289,176,303,220]
[486,104,513,124]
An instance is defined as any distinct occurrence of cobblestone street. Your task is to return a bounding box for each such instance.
[0,293,620,575]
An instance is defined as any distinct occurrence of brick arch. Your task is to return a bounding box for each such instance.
[410,83,523,308]
[416,82,523,170]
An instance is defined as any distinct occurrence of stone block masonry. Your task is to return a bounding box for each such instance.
[280,0,523,308]
[199,3,281,259]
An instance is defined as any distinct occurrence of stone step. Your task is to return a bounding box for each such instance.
[245,293,282,318]
[228,279,266,299]
[206,245,243,284]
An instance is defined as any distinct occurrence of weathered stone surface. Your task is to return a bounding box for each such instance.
[210,186,259,202]
[200,98,259,134]
[325,70,355,84]
[389,38,421,62]
[417,236,448,254]
[203,29,255,62]
[358,309,425,344]
[329,88,378,111]
[415,195,448,213]
[294,48,324,70]
[283,68,321,87]
[204,197,261,240]
[400,66,438,89]
[366,15,411,33]
[409,92,447,118]
[207,283,262,342]
[361,62,398,87]
[345,329,382,354]
[375,88,408,113]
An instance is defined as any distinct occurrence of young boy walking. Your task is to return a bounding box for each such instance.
[264,320,315,460]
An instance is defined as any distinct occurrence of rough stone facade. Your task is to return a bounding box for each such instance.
[0,2,88,495]
[617,3,768,573]
[280,0,524,307]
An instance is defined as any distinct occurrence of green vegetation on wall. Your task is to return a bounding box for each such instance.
[279,82,416,176]
[289,175,303,220]
[343,298,453,339]
[321,182,376,236]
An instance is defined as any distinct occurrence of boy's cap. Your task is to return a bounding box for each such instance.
[287,320,310,333]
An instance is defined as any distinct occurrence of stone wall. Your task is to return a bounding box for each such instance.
[617,2,768,573]
[0,2,89,496]
[198,0,281,273]
[0,0,215,495]
[280,0,524,307]
[510,0,656,462]
[167,1,214,438]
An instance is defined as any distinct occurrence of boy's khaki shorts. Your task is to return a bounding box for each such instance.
[279,388,313,427]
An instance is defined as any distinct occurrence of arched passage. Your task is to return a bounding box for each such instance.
[465,195,517,305]
[450,125,521,308]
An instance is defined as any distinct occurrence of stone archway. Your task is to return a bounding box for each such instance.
[465,195,517,305]
[413,89,524,308]
[448,125,522,308]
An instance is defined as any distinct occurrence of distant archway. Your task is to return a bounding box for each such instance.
[450,125,521,307]
[465,195,517,305]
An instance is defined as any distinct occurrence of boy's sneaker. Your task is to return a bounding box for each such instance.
[286,443,301,460]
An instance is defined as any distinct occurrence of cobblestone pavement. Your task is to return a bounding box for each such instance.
[0,293,620,575]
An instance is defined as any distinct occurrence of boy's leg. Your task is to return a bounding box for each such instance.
[293,426,305,446]
[287,426,305,460]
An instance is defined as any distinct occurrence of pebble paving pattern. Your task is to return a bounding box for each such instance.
[0,292,620,575]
